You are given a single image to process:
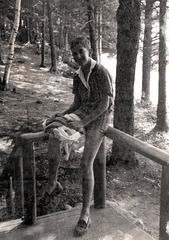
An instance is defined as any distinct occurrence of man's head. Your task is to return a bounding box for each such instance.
[70,36,92,68]
[70,36,90,51]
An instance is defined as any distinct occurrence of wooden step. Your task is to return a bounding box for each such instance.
[0,201,155,240]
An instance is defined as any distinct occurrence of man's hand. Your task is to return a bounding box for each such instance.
[45,113,62,126]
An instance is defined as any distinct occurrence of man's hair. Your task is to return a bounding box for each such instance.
[70,36,91,51]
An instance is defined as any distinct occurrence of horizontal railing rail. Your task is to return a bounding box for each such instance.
[106,127,169,166]
[11,126,169,240]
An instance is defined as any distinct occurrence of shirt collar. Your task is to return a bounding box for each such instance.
[75,58,97,90]
[76,58,97,75]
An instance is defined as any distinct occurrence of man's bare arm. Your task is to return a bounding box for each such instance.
[61,93,81,115]
[82,94,109,126]
[66,94,110,131]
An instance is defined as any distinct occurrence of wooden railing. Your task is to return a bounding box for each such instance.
[11,126,169,240]
[106,127,169,240]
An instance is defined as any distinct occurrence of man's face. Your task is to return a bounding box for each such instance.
[71,44,90,67]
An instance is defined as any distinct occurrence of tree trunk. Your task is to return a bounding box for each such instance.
[155,0,168,131]
[28,0,35,44]
[59,5,65,50]
[94,5,99,60]
[1,0,22,91]
[94,2,102,64]
[141,0,153,101]
[64,25,69,51]
[98,6,102,64]
[27,16,31,43]
[0,26,4,65]
[46,0,57,72]
[3,16,6,41]
[40,0,46,68]
[87,0,98,61]
[110,0,141,166]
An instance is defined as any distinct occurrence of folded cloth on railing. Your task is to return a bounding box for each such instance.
[43,114,84,141]
[42,114,85,161]
[42,116,68,131]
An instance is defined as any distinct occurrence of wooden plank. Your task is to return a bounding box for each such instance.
[159,165,169,240]
[22,141,37,225]
[0,203,155,239]
[19,131,48,142]
[19,155,24,218]
[94,138,106,209]
[13,153,24,218]
[106,126,169,166]
[9,177,14,217]
[11,144,22,158]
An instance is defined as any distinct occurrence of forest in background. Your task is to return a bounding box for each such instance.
[0,0,168,164]
[0,2,168,238]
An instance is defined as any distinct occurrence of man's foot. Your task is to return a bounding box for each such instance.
[44,181,63,195]
[74,217,91,237]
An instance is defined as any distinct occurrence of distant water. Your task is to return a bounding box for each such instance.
[101,53,169,107]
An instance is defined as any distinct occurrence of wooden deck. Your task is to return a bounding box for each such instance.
[0,201,155,240]
[2,126,169,239]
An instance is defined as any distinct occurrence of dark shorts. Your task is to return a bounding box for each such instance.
[84,110,112,133]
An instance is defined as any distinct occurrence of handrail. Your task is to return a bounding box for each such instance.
[105,126,169,240]
[19,131,48,142]
[20,126,169,166]
[106,126,169,166]
[15,126,169,240]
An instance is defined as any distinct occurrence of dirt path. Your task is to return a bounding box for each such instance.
[0,44,74,136]
[1,43,168,240]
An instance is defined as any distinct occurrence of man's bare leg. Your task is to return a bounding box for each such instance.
[45,134,63,195]
[74,129,104,236]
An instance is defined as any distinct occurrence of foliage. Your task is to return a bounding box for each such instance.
[100,0,118,53]
[0,0,118,54]
[139,0,161,70]
[0,0,15,19]
[1,0,22,90]
[0,0,16,41]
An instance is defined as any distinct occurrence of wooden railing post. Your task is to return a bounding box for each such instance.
[19,154,24,219]
[9,176,15,217]
[13,146,24,218]
[160,165,169,240]
[94,138,106,208]
[22,141,37,225]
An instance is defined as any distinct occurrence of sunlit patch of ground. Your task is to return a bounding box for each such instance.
[0,138,12,153]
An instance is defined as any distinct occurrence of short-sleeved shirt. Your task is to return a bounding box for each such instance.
[73,60,113,132]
